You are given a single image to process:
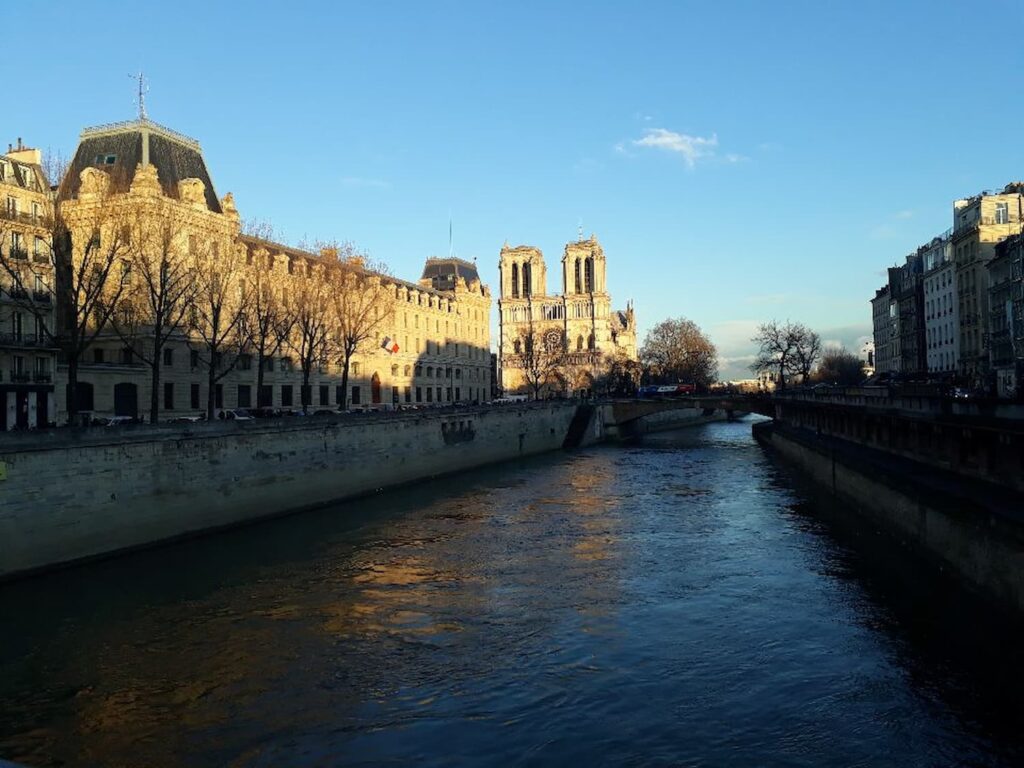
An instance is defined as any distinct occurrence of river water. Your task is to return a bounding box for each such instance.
[1,419,1023,767]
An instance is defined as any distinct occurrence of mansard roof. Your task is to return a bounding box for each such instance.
[60,119,222,213]
[420,256,480,289]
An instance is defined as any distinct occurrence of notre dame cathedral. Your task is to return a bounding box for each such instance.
[498,234,638,396]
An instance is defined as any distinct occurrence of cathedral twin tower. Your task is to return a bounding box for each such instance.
[498,234,637,395]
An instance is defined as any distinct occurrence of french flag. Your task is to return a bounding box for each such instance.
[381,336,400,354]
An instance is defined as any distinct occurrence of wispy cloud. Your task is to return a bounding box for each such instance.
[631,128,719,168]
[893,209,914,220]
[340,176,390,189]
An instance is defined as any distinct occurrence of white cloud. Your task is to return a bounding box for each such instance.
[893,210,914,220]
[340,176,389,189]
[632,128,719,168]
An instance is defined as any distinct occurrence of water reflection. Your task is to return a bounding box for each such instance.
[0,420,1022,767]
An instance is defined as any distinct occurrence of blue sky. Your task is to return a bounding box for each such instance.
[10,1,1024,378]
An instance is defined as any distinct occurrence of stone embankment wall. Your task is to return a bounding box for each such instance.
[755,420,1024,613]
[0,403,600,579]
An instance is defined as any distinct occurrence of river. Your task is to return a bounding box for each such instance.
[1,419,1022,767]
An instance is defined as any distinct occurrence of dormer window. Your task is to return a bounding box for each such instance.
[94,154,117,166]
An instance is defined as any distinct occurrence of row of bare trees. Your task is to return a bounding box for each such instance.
[0,192,393,424]
[750,320,866,388]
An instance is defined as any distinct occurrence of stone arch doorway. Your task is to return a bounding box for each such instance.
[371,372,382,404]
[113,382,138,417]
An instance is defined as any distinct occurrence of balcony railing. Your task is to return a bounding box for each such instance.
[8,371,30,383]
[33,290,51,303]
[32,372,52,383]
[0,332,53,348]
[0,208,51,228]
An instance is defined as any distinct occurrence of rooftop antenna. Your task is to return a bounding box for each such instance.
[577,218,584,242]
[131,71,149,120]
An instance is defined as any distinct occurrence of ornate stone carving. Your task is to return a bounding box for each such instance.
[130,163,162,197]
[178,178,206,206]
[220,192,240,222]
[78,167,110,198]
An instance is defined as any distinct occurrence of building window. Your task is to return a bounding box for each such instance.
[238,384,252,408]
[404,386,411,403]
[426,386,433,402]
[259,385,273,407]
[163,347,173,367]
[319,385,329,406]
[191,383,200,409]
[416,386,422,403]
[351,385,361,405]
[191,349,200,369]
[93,348,105,363]
[281,385,293,407]
[120,347,134,365]
[996,202,1009,225]
[392,387,399,405]
[164,382,174,410]
[336,385,344,405]
[351,362,360,377]
[262,356,274,372]
[238,354,252,371]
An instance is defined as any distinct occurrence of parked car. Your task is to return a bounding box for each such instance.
[222,409,255,421]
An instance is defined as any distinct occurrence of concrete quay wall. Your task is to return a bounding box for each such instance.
[754,421,1024,613]
[0,403,596,579]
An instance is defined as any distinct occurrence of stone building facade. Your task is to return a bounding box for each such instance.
[50,117,490,422]
[988,233,1024,398]
[922,234,958,375]
[0,140,57,429]
[951,184,1024,381]
[497,234,637,395]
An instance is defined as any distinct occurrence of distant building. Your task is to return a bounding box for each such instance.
[921,233,958,376]
[951,184,1024,382]
[859,339,875,377]
[498,234,637,396]
[892,252,926,375]
[49,116,492,420]
[988,233,1024,398]
[0,139,56,429]
[871,285,897,375]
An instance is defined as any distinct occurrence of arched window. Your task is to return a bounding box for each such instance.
[391,364,399,376]
[511,263,520,298]
[587,333,595,350]
[584,258,594,292]
[404,365,411,376]
[574,259,582,293]
[522,263,532,298]
[577,335,584,351]
[371,372,382,404]
[427,366,434,377]
[513,340,521,354]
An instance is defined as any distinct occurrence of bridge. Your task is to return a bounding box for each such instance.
[608,395,774,426]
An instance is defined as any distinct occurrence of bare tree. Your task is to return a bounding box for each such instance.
[640,317,718,389]
[109,206,197,423]
[190,236,250,420]
[602,350,643,397]
[515,324,566,400]
[241,250,294,408]
[750,320,821,389]
[326,248,394,410]
[0,183,131,423]
[287,257,332,413]
[791,324,822,383]
[751,320,796,391]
